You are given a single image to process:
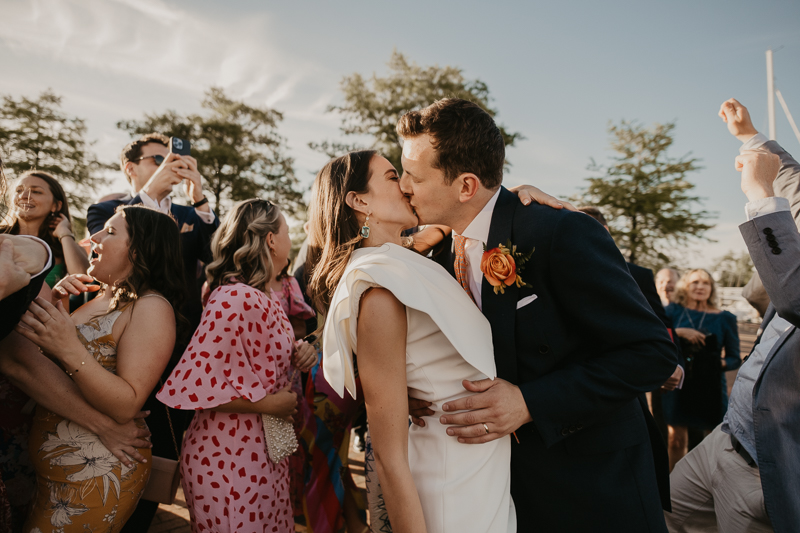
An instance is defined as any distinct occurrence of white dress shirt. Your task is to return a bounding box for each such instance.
[18,235,53,277]
[138,190,216,224]
[451,189,501,310]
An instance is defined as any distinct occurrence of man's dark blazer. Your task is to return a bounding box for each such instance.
[626,261,681,470]
[87,193,219,331]
[433,188,678,532]
[0,265,52,341]
[627,263,670,329]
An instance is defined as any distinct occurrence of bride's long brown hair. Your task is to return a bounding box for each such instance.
[307,150,376,316]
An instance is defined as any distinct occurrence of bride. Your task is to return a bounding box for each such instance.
[307,151,515,533]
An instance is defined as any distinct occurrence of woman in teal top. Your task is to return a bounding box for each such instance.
[662,268,741,471]
[1,171,89,287]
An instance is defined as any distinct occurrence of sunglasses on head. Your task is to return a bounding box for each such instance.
[135,154,165,166]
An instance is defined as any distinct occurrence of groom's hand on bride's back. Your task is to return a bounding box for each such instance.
[508,185,577,211]
[438,378,532,444]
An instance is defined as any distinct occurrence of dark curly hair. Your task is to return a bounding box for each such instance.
[109,205,187,334]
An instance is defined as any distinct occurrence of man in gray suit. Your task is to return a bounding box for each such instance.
[665,144,800,531]
[719,98,800,316]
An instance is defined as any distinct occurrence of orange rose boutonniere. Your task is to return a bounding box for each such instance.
[480,240,534,295]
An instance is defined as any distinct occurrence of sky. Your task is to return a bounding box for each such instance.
[1,0,799,268]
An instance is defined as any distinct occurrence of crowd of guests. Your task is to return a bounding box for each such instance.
[0,133,377,533]
[0,94,796,533]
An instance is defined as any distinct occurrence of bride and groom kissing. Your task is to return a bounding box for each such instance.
[308,98,679,533]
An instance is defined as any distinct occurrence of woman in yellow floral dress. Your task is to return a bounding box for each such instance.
[15,206,186,532]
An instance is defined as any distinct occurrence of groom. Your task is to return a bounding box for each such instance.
[399,99,678,532]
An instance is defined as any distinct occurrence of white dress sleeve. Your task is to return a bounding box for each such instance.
[322,243,496,399]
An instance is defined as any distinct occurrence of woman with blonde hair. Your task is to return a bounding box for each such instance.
[662,268,741,470]
[158,199,316,533]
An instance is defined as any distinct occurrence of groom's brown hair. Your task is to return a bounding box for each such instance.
[396,98,505,189]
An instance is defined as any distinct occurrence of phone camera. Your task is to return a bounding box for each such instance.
[173,138,183,150]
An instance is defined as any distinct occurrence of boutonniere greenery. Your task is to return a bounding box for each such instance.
[480,240,534,295]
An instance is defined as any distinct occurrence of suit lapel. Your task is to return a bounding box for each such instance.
[430,233,455,278]
[481,187,520,383]
[757,311,796,379]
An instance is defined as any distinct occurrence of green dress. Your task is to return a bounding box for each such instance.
[44,263,66,289]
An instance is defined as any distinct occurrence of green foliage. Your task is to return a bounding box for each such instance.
[118,87,303,217]
[711,250,754,287]
[578,121,715,268]
[312,50,523,171]
[0,90,107,214]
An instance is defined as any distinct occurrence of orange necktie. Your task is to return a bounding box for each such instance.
[453,234,476,304]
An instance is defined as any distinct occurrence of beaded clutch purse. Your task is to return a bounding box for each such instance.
[261,367,299,464]
[261,413,298,464]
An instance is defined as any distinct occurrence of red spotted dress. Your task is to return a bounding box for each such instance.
[157,283,295,533]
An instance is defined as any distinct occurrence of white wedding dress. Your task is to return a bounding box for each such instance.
[323,243,516,533]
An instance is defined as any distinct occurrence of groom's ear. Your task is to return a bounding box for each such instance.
[456,173,481,203]
[345,191,369,215]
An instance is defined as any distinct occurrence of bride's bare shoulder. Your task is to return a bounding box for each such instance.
[358,287,405,322]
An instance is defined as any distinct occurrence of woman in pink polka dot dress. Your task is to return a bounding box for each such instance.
[158,199,317,533]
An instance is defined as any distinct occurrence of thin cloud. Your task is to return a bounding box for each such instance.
[0,0,316,102]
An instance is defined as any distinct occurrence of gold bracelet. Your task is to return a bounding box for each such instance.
[65,356,87,377]
[58,233,75,241]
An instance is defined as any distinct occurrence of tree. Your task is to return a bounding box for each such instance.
[711,250,754,288]
[0,90,107,214]
[578,121,714,268]
[311,50,523,171]
[118,87,303,216]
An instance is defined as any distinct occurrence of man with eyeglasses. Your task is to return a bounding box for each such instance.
[86,132,219,532]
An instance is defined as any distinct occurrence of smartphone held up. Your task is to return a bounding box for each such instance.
[170,137,191,156]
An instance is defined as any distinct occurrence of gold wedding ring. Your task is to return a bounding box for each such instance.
[483,423,490,435]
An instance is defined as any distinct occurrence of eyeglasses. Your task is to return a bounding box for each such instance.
[134,154,165,166]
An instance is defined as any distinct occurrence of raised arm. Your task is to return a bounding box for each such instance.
[720,98,800,225]
[737,150,800,326]
[51,214,90,276]
[357,288,427,533]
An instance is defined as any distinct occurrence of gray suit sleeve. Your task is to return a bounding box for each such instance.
[742,273,770,317]
[740,210,800,327]
[763,140,800,224]
[742,140,800,315]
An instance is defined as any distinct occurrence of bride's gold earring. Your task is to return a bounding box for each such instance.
[360,214,370,239]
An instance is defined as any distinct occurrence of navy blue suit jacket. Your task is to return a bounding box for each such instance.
[87,194,219,332]
[434,188,677,532]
